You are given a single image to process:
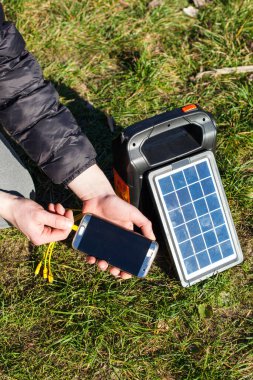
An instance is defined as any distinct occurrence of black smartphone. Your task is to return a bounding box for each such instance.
[72,214,158,277]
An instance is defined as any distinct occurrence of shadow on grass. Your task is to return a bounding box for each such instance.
[1,81,177,281]
[38,82,177,280]
[32,81,118,209]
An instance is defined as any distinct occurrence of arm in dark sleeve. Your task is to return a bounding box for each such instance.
[0,5,96,185]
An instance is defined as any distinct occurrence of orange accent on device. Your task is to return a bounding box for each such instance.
[113,169,130,203]
[182,104,197,113]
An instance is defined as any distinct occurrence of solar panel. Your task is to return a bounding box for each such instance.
[148,151,243,286]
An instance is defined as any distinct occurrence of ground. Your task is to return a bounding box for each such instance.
[0,1,252,379]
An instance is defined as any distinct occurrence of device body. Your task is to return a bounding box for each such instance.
[113,104,243,286]
[72,214,159,277]
[113,104,217,209]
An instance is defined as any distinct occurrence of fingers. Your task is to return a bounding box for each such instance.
[48,203,73,221]
[40,228,73,244]
[86,256,96,264]
[85,257,131,280]
[130,206,156,240]
[55,203,65,215]
[34,205,74,244]
[48,203,55,213]
[97,260,109,271]
[48,203,65,215]
[110,267,121,277]
[109,267,132,279]
[39,209,73,230]
[140,219,155,241]
[120,272,132,280]
[48,204,74,227]
[65,209,74,223]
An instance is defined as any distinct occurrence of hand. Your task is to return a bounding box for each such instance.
[0,192,74,245]
[68,164,156,280]
[82,194,156,279]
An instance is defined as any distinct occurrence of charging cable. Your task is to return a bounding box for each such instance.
[34,210,82,283]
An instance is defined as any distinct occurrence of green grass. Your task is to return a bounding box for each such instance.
[0,0,253,379]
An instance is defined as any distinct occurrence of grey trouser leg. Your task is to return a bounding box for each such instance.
[0,132,35,229]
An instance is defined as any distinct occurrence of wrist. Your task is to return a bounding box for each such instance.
[0,191,20,225]
[68,164,115,201]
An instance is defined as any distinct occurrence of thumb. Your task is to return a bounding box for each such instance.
[130,206,156,240]
[39,210,73,230]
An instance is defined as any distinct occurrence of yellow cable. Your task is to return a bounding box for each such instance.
[43,244,51,279]
[34,260,42,276]
[35,240,51,276]
[47,242,55,283]
[35,209,82,282]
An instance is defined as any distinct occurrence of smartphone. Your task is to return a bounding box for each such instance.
[72,214,159,277]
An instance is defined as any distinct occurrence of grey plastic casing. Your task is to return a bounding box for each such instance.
[113,106,217,209]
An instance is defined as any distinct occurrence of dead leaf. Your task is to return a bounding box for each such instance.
[183,6,199,18]
[119,0,130,8]
[193,0,209,8]
[148,0,163,9]
[155,319,169,333]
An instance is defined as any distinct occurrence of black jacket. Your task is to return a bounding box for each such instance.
[0,5,96,186]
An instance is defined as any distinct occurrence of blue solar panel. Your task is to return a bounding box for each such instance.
[153,157,239,280]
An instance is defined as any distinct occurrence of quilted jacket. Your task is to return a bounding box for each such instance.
[0,4,96,185]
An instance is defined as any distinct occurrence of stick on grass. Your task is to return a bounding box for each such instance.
[196,65,253,79]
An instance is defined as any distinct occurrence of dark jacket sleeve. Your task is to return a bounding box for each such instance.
[0,5,96,186]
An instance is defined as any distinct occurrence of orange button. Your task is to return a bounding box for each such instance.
[182,104,197,112]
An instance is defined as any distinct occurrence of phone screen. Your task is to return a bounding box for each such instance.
[76,216,153,276]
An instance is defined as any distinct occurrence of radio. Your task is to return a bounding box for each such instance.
[112,104,243,286]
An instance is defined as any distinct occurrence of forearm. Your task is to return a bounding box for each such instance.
[68,164,115,201]
[0,5,97,186]
[0,191,18,224]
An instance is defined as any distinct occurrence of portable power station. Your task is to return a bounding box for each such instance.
[112,104,243,286]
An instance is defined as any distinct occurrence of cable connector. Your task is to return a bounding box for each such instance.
[47,272,54,283]
[34,209,82,283]
[35,261,42,276]
[43,266,48,279]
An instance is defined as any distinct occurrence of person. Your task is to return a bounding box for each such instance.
[0,5,155,279]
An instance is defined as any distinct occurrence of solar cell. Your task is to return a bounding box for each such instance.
[148,151,243,286]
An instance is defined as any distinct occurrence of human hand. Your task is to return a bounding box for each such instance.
[0,193,74,245]
[82,194,156,279]
[68,164,156,279]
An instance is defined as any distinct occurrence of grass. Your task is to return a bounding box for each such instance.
[0,0,252,379]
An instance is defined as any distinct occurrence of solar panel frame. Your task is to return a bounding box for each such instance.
[147,151,243,286]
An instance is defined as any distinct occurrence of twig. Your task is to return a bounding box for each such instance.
[195,65,253,80]
[148,0,163,9]
[119,0,130,8]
